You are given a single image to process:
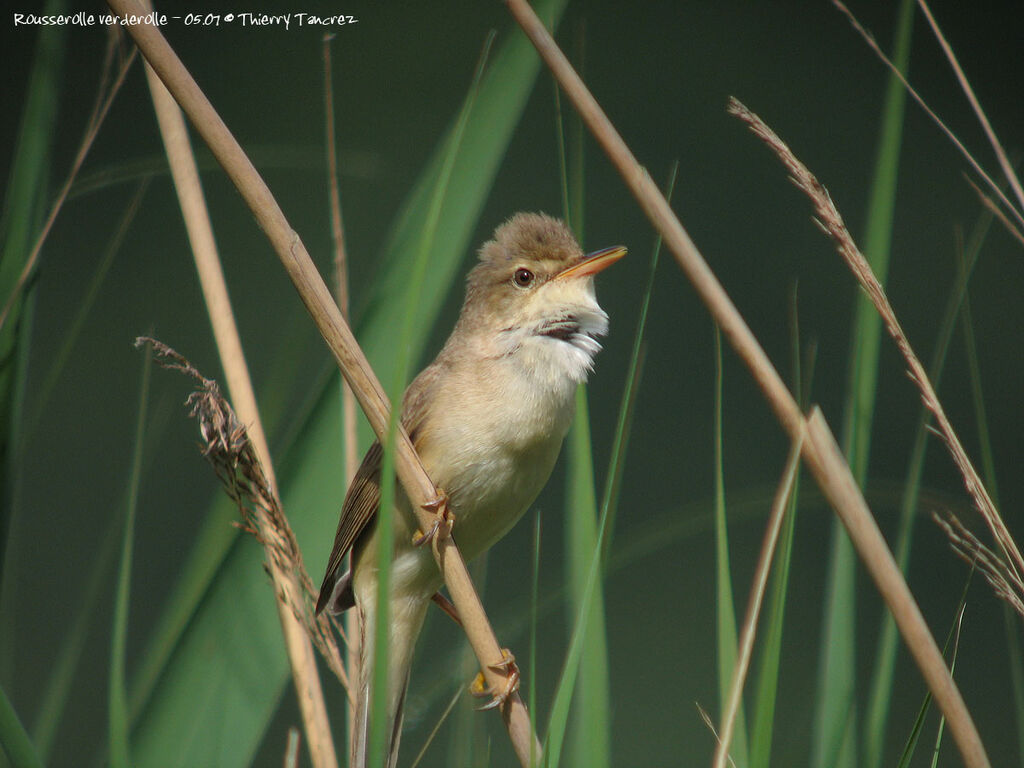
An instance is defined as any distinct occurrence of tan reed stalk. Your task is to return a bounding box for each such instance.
[321,36,359,487]
[935,513,1024,618]
[140,337,351,686]
[697,703,734,767]
[713,434,803,768]
[503,2,989,765]
[107,1,541,762]
[142,57,339,768]
[964,178,1024,249]
[915,0,1024,215]
[831,0,1024,242]
[728,97,1024,616]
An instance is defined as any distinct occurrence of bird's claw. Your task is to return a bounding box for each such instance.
[412,489,454,547]
[469,649,519,711]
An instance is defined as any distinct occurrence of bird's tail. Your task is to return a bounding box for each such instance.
[351,590,430,768]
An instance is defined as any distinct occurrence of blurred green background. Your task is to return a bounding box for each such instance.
[2,1,1022,766]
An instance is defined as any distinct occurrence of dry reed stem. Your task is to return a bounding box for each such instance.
[728,97,1024,615]
[139,339,350,683]
[321,32,362,748]
[142,59,340,768]
[713,433,803,768]
[965,176,1024,249]
[915,0,1024,216]
[0,37,137,332]
[936,513,1024,619]
[504,1,988,765]
[321,34,360,488]
[831,0,1024,243]
[108,1,541,762]
[697,703,737,768]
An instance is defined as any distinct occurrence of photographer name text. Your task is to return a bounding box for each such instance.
[13,11,358,28]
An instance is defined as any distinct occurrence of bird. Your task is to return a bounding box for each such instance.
[316,211,625,767]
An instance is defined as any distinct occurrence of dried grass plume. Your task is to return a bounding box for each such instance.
[726,96,1024,620]
[135,336,350,688]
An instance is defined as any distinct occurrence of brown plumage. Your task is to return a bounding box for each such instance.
[315,212,624,768]
[314,366,440,614]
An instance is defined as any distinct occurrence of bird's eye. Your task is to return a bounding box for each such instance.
[513,267,534,287]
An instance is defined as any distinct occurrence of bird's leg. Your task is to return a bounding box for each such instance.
[430,591,462,626]
[412,489,454,547]
[469,649,520,711]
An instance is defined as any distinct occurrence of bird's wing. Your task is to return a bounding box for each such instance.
[315,360,445,615]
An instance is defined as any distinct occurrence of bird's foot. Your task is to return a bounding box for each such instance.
[469,649,520,711]
[412,489,454,547]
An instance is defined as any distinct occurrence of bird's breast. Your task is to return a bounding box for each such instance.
[416,357,577,562]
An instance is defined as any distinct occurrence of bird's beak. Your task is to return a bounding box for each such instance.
[555,245,627,281]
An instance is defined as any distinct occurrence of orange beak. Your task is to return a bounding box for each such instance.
[555,245,627,281]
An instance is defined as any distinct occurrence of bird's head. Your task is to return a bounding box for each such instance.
[458,212,625,383]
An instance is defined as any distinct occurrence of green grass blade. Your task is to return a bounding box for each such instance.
[23,181,148,443]
[554,85,571,231]
[712,327,749,766]
[749,478,798,768]
[30,403,176,765]
[125,497,236,725]
[543,174,664,767]
[957,214,1023,764]
[0,683,43,768]
[0,0,67,685]
[16,196,154,752]
[542,366,643,768]
[109,340,152,767]
[1003,611,1024,767]
[410,687,463,768]
[555,35,612,766]
[370,29,495,768]
[528,512,542,768]
[368,387,398,768]
[749,287,812,768]
[895,578,971,768]
[862,209,992,768]
[127,2,567,764]
[354,0,567,387]
[0,0,66,308]
[841,0,913,485]
[546,164,670,767]
[818,3,914,767]
[958,244,999,507]
[928,608,966,768]
[600,161,676,564]
[894,691,928,768]
[442,556,490,767]
[32,524,116,760]
[814,513,856,766]
[31,387,172,763]
[563,387,611,768]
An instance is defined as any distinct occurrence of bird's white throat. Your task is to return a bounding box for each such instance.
[494,276,609,392]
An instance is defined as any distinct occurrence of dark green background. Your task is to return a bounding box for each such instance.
[3,0,1023,765]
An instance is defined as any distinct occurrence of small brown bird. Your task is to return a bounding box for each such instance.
[316,212,624,767]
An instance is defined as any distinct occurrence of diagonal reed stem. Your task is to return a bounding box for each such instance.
[142,46,339,768]
[107,0,541,763]
[714,434,803,768]
[503,1,989,766]
[728,97,1023,604]
[320,31,362,753]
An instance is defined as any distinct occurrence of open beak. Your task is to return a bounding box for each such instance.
[555,245,627,281]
